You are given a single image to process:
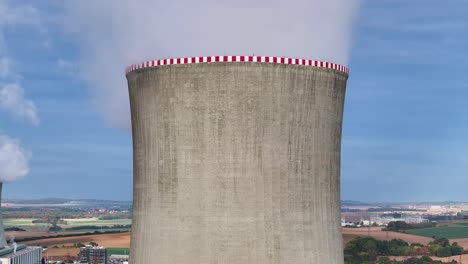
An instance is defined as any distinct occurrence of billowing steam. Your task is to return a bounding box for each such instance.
[0,1,38,184]
[0,84,39,126]
[64,0,361,128]
[0,133,30,183]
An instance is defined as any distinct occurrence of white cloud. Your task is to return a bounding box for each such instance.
[63,0,361,129]
[0,0,45,183]
[0,133,30,183]
[0,0,40,126]
[0,83,39,126]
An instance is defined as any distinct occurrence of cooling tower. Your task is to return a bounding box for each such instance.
[126,56,349,264]
[0,183,7,249]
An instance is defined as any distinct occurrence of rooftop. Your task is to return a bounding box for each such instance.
[0,245,41,258]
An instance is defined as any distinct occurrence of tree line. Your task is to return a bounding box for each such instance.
[344,237,463,264]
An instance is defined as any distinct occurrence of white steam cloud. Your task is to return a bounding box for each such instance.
[0,84,39,126]
[0,0,40,126]
[0,134,30,183]
[0,0,42,182]
[64,0,361,128]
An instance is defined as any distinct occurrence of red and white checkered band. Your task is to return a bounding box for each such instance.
[125,56,349,75]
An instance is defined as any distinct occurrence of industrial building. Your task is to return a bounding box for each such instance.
[0,183,43,264]
[126,56,349,264]
[79,245,106,264]
[371,215,429,226]
[107,254,129,264]
[0,245,42,264]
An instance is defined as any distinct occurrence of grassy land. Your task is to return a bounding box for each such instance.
[65,219,131,227]
[107,248,130,256]
[451,222,468,227]
[406,223,468,239]
[3,218,49,231]
[61,228,130,233]
[4,218,40,226]
[3,218,131,232]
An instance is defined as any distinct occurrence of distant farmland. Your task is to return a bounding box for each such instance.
[406,223,468,239]
[3,218,131,232]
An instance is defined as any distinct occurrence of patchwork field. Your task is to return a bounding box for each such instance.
[3,218,131,232]
[14,225,468,259]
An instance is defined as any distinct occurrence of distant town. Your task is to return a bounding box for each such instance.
[341,200,468,227]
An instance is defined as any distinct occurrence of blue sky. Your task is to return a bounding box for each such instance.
[0,0,467,202]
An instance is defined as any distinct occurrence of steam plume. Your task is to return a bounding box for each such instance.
[0,84,39,126]
[0,1,41,127]
[64,0,361,128]
[0,133,30,183]
[0,1,40,184]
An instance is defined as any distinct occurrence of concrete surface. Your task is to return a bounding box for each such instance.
[127,62,348,264]
[0,183,7,248]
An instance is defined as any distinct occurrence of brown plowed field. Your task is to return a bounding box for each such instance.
[23,232,130,257]
[342,227,433,245]
[448,238,468,250]
[43,248,80,259]
[432,254,468,262]
[23,232,130,247]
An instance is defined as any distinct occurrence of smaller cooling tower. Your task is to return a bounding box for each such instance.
[0,183,7,248]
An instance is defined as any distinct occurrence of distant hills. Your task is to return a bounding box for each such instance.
[3,198,466,207]
[3,198,132,207]
[341,200,468,207]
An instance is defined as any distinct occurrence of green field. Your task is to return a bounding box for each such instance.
[61,228,130,233]
[107,248,130,256]
[450,222,468,227]
[3,218,131,232]
[406,223,468,239]
[3,218,49,230]
[4,218,37,226]
[65,219,131,227]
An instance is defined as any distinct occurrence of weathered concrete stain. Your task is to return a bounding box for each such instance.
[127,62,348,264]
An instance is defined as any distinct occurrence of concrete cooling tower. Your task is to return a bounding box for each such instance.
[0,183,7,249]
[126,56,349,264]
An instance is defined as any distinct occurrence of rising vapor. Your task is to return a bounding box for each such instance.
[0,133,30,183]
[0,84,39,126]
[64,0,361,128]
[0,0,41,184]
